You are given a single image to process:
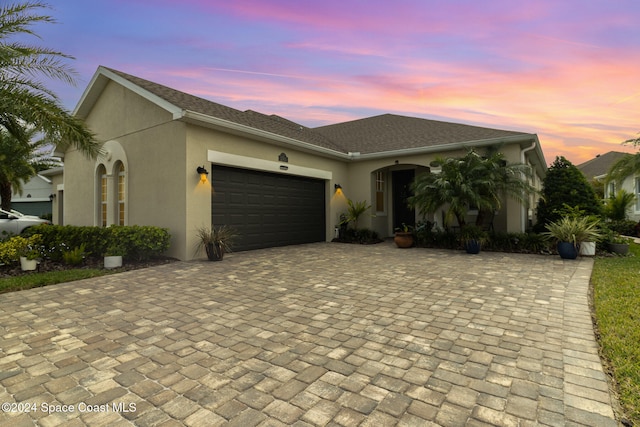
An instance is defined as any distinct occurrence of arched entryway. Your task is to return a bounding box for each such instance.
[371,164,429,236]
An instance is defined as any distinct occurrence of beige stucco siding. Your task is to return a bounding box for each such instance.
[64,80,191,259]
[186,125,348,255]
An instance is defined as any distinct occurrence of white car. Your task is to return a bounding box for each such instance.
[0,208,51,236]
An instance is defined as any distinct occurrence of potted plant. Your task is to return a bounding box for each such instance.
[607,234,632,255]
[543,216,602,259]
[394,223,414,248]
[20,246,40,271]
[459,225,488,254]
[196,225,236,261]
[104,242,126,269]
[19,235,42,271]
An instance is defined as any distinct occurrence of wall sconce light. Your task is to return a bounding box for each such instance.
[49,193,56,202]
[197,166,209,183]
[334,184,342,191]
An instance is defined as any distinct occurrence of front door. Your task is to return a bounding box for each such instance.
[392,169,415,230]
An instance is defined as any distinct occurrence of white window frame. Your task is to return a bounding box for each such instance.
[375,171,386,214]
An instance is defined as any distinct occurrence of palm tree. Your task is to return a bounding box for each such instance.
[408,150,536,228]
[0,1,98,157]
[607,153,640,185]
[604,189,636,221]
[0,126,59,211]
[606,132,640,186]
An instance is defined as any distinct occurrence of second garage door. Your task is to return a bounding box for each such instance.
[211,165,326,251]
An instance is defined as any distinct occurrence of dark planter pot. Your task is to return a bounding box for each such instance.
[394,232,414,248]
[608,242,629,255]
[205,243,224,261]
[557,241,578,259]
[464,240,482,254]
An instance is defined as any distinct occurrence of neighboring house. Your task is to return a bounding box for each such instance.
[58,66,547,260]
[40,166,64,224]
[577,151,640,221]
[2,174,52,218]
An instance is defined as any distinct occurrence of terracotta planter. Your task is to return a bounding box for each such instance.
[394,232,414,248]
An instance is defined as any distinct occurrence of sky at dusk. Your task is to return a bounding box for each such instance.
[25,0,640,165]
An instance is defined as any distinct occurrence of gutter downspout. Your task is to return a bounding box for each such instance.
[521,140,537,232]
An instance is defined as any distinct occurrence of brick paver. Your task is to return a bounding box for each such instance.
[0,242,619,426]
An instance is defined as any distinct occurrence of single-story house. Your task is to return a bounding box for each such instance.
[57,66,547,260]
[577,151,640,221]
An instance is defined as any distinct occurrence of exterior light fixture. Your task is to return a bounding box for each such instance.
[334,184,342,191]
[49,193,56,201]
[197,166,209,183]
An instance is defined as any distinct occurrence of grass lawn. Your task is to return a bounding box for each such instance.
[592,242,640,425]
[0,269,111,294]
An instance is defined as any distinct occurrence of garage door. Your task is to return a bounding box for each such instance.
[211,165,326,251]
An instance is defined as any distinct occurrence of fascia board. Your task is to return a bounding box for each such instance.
[73,67,183,120]
[353,134,539,160]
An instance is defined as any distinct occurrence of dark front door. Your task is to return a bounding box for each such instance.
[212,165,326,251]
[392,169,415,230]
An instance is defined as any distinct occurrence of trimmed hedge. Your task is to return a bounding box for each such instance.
[415,226,550,254]
[24,225,170,261]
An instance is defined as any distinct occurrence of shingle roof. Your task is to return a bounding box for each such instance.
[105,68,346,153]
[576,151,630,178]
[103,67,533,156]
[314,114,528,154]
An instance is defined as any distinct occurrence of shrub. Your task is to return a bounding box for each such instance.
[607,220,639,236]
[535,156,603,231]
[62,244,87,266]
[604,190,636,221]
[335,228,382,244]
[0,234,42,265]
[24,225,170,261]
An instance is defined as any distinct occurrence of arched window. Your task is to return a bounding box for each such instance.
[95,140,128,227]
[97,164,107,227]
[117,162,126,225]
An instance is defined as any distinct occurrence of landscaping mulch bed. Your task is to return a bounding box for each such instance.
[0,256,178,279]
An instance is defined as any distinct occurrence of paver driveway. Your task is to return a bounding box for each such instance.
[0,242,619,426]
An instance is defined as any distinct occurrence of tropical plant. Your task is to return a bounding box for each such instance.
[62,243,86,265]
[0,1,98,158]
[0,126,60,210]
[535,156,603,230]
[195,225,236,259]
[409,149,536,228]
[459,224,489,245]
[340,199,371,229]
[604,189,636,221]
[543,216,602,247]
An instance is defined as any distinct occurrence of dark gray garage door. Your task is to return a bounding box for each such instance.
[211,165,326,251]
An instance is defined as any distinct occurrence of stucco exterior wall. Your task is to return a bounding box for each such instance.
[186,125,349,256]
[342,144,542,237]
[64,80,190,259]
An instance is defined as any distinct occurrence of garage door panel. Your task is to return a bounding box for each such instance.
[212,165,325,251]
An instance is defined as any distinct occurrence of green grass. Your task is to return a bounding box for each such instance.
[592,243,640,425]
[0,269,111,294]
